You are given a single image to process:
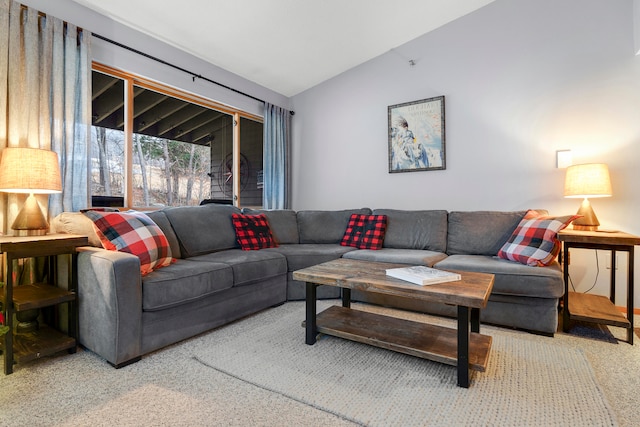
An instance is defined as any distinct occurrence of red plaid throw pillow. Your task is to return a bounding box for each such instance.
[232,213,278,250]
[341,214,388,250]
[497,210,580,266]
[84,210,175,275]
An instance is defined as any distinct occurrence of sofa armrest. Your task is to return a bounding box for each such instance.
[77,247,142,367]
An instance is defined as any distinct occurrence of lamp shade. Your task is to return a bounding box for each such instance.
[563,163,612,199]
[0,147,62,194]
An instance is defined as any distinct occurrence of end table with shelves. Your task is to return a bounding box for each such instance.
[0,234,88,374]
[558,229,640,344]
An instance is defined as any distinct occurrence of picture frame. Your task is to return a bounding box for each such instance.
[388,96,445,173]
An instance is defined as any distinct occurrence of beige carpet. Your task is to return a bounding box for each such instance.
[2,302,635,426]
[194,301,617,427]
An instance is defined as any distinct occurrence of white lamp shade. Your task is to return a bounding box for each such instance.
[563,163,612,199]
[0,147,62,194]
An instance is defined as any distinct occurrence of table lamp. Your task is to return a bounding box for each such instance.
[563,163,612,231]
[0,147,62,236]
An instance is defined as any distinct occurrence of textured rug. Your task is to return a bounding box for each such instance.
[194,301,617,427]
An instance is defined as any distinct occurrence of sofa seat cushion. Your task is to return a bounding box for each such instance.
[265,244,358,271]
[434,254,563,299]
[190,250,287,287]
[343,248,447,266]
[372,209,448,252]
[141,259,233,311]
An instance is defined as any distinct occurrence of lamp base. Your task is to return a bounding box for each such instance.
[13,229,48,237]
[11,193,49,236]
[571,198,600,231]
[572,224,599,232]
[16,309,39,333]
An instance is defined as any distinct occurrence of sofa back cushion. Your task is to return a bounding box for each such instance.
[447,210,527,256]
[242,209,299,244]
[297,208,372,244]
[163,204,241,257]
[146,210,182,259]
[372,209,448,252]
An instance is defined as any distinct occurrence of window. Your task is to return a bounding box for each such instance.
[90,63,264,208]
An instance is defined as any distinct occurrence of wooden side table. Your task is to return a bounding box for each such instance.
[558,229,640,344]
[0,234,88,374]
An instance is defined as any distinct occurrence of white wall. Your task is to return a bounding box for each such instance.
[20,0,290,117]
[291,0,640,307]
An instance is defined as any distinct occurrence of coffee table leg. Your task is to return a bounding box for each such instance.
[342,288,351,308]
[306,282,317,345]
[457,306,470,388]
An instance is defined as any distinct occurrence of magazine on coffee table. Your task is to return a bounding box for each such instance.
[385,266,461,286]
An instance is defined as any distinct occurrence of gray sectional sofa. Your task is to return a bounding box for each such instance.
[52,205,564,368]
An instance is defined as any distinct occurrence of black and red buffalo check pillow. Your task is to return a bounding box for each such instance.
[232,213,278,250]
[340,214,388,250]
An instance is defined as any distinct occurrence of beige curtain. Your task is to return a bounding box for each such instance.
[0,0,91,235]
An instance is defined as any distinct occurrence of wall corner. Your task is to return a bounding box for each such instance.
[634,0,640,54]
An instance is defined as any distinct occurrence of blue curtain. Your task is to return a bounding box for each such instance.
[263,103,291,209]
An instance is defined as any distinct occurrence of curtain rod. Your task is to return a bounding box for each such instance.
[93,33,294,115]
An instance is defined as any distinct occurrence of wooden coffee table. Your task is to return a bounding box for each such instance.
[292,258,494,388]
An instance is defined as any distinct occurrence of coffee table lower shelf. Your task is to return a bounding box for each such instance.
[314,305,492,372]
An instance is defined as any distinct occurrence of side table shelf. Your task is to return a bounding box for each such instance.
[9,326,76,365]
[1,234,88,374]
[8,283,76,310]
[1,283,77,364]
[566,292,630,328]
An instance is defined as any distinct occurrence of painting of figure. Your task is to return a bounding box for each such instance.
[388,96,445,173]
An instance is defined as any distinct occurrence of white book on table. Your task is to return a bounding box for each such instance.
[385,266,461,286]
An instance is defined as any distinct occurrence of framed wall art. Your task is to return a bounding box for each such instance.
[388,96,445,173]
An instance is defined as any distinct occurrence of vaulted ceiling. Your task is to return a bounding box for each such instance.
[72,0,496,97]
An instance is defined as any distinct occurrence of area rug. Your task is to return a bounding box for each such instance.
[194,301,617,427]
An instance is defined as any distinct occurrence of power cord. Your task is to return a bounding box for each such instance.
[566,249,600,293]
[582,250,600,293]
